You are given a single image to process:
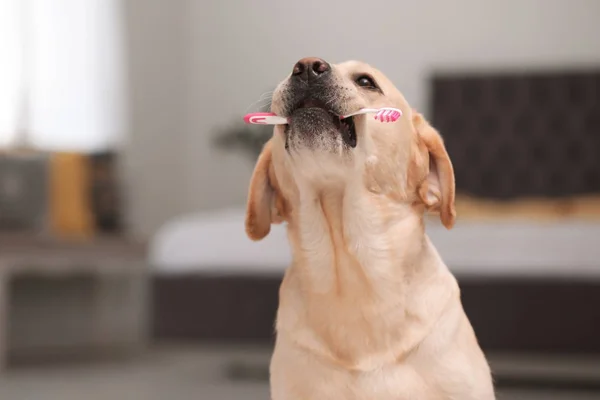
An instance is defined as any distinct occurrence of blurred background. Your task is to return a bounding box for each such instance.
[0,0,599,399]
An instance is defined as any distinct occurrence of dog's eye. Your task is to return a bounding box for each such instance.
[356,75,378,90]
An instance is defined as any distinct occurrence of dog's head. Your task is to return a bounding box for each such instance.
[245,58,455,241]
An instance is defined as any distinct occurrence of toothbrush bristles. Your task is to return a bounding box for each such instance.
[374,108,401,123]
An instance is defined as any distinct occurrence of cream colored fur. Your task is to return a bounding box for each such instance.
[245,60,495,400]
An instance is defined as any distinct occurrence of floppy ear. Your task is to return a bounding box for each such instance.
[245,140,285,240]
[413,113,456,229]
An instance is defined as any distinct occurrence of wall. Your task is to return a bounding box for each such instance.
[124,0,600,236]
[122,0,192,235]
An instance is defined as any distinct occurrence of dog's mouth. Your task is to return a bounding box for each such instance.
[290,99,357,148]
[339,115,357,148]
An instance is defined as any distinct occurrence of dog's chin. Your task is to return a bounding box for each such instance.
[286,108,356,153]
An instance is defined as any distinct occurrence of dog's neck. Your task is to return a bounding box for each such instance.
[280,181,456,370]
[286,180,429,295]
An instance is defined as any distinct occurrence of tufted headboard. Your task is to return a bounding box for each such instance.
[430,69,600,219]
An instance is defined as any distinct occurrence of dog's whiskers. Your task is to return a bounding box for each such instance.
[245,90,275,113]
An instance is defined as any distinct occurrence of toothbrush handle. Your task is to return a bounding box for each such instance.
[341,108,380,118]
[244,112,288,125]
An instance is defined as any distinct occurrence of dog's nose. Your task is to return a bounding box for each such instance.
[292,57,330,82]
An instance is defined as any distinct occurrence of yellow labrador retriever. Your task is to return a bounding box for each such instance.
[245,58,495,400]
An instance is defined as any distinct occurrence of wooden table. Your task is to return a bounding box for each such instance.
[0,234,148,370]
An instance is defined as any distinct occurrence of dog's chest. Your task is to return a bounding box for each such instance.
[347,364,436,400]
[271,352,437,400]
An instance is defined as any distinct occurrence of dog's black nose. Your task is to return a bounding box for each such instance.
[292,57,330,82]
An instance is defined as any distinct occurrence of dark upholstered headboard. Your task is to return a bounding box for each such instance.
[430,70,600,200]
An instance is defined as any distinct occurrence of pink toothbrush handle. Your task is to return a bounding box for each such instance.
[244,112,288,125]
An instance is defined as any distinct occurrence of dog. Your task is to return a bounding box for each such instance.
[245,58,495,399]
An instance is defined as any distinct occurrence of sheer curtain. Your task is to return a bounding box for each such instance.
[0,0,126,152]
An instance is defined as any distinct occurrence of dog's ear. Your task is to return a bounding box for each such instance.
[245,140,285,240]
[412,113,456,229]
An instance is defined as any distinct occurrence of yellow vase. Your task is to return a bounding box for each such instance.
[49,152,95,239]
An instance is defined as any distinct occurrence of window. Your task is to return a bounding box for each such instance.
[0,0,126,152]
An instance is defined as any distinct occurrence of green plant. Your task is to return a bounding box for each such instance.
[212,94,274,162]
[212,122,272,162]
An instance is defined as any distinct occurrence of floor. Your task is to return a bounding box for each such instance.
[0,346,599,400]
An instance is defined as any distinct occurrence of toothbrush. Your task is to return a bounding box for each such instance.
[243,107,402,125]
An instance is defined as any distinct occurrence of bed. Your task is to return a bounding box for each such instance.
[150,68,600,352]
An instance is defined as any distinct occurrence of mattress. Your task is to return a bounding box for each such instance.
[150,209,600,278]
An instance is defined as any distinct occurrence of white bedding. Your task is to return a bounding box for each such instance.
[150,209,600,278]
